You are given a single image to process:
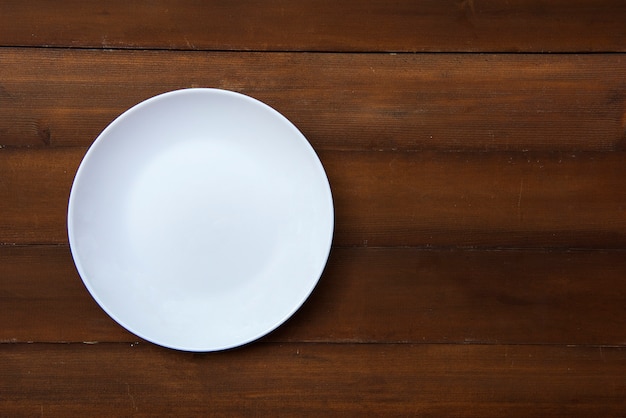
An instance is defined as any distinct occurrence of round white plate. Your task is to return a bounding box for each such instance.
[67,88,334,352]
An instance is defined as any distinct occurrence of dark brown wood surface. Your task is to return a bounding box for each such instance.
[3,148,626,247]
[3,245,626,346]
[1,1,625,416]
[2,49,626,152]
[2,343,625,416]
[1,0,625,52]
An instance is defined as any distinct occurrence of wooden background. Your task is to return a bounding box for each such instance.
[2,1,626,415]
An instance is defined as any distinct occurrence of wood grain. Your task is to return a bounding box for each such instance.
[4,1,626,415]
[0,148,79,245]
[2,147,625,248]
[1,343,625,416]
[0,245,134,343]
[1,0,625,53]
[329,150,626,248]
[1,48,625,152]
[2,245,625,346]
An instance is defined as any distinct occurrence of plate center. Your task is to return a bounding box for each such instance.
[126,137,279,298]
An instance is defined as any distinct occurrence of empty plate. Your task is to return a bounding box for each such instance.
[67,88,334,351]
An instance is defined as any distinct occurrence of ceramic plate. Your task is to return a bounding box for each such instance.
[67,88,334,351]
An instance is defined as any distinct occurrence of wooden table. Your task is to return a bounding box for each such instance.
[2,1,626,416]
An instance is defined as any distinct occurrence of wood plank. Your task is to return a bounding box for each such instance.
[1,343,624,416]
[1,0,625,52]
[0,148,80,245]
[2,148,626,247]
[2,246,625,345]
[329,150,626,248]
[1,48,625,151]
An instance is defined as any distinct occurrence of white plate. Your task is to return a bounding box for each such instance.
[67,88,334,351]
